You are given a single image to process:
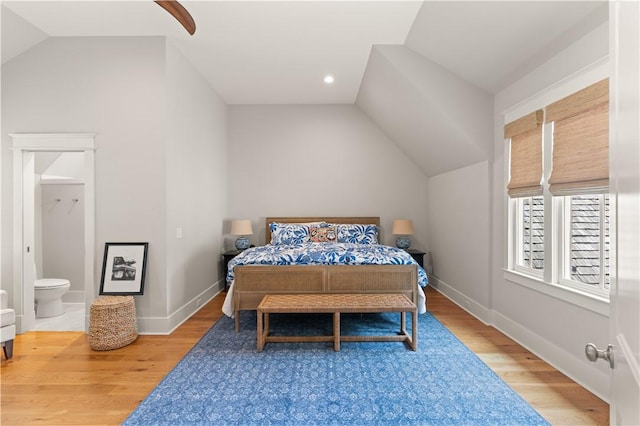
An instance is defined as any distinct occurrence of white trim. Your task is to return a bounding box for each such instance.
[492,309,610,403]
[39,179,85,185]
[557,194,610,299]
[83,149,96,332]
[506,195,515,270]
[512,197,544,279]
[513,263,543,280]
[599,194,607,288]
[558,276,610,301]
[428,276,492,325]
[559,196,571,283]
[430,285,610,402]
[9,133,96,151]
[137,283,222,335]
[616,332,640,391]
[13,151,34,331]
[503,269,609,317]
[503,57,609,123]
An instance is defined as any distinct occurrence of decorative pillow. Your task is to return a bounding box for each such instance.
[309,225,337,243]
[269,222,311,245]
[334,223,379,244]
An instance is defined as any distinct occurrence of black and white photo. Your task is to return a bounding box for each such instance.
[99,242,148,295]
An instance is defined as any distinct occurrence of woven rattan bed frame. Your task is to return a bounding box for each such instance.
[232,217,418,331]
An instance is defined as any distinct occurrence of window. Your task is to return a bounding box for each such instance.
[515,196,544,274]
[506,79,609,301]
[505,110,544,277]
[560,194,610,294]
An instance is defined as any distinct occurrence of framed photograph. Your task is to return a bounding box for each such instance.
[99,242,149,295]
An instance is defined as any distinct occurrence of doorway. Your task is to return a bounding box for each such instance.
[10,134,96,333]
[34,152,86,330]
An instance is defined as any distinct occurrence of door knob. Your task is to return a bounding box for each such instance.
[585,343,614,369]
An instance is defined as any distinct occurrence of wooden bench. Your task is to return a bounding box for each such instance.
[256,293,417,352]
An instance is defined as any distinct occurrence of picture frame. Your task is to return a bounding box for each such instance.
[99,242,149,295]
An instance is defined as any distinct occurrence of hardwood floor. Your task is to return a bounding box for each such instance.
[426,288,609,425]
[1,287,608,425]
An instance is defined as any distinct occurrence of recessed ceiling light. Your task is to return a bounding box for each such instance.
[324,75,334,84]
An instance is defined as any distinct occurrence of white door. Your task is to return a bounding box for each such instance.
[21,151,36,332]
[608,1,640,424]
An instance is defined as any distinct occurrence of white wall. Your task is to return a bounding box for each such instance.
[227,105,428,248]
[2,36,228,333]
[491,22,610,399]
[2,36,167,323]
[163,41,228,325]
[427,161,491,310]
[357,45,493,177]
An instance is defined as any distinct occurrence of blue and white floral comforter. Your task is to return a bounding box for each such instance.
[222,243,428,317]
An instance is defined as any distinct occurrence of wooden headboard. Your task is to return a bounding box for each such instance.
[265,217,380,243]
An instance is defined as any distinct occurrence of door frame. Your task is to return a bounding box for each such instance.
[10,133,96,333]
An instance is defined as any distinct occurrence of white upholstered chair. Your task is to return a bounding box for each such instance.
[0,290,16,359]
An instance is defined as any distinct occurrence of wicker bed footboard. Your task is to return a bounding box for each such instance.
[233,264,418,331]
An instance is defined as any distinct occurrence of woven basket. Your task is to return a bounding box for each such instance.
[88,296,138,351]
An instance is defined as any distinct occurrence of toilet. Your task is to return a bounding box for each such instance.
[34,278,71,318]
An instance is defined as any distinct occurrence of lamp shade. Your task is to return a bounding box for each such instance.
[230,219,253,236]
[392,219,414,235]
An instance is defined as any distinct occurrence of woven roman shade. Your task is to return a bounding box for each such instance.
[505,110,544,197]
[547,79,609,195]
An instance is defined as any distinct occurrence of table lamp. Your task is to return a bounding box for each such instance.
[392,219,414,249]
[231,219,253,251]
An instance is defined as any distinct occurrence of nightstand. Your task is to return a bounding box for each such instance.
[222,250,241,292]
[406,249,425,268]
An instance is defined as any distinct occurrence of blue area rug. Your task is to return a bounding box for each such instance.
[124,311,549,425]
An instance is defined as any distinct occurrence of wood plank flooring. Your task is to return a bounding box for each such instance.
[426,288,609,425]
[1,287,609,425]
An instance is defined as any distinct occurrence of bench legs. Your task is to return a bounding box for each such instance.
[257,310,263,352]
[333,312,340,351]
[412,310,417,351]
[257,309,267,352]
[399,312,418,351]
[257,310,417,352]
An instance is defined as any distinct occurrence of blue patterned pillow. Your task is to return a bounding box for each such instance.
[334,224,379,244]
[269,222,311,245]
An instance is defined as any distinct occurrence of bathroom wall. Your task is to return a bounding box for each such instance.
[39,183,84,303]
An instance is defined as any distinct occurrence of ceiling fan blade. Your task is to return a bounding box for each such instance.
[154,0,196,35]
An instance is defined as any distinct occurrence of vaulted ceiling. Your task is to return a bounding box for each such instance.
[2,1,608,176]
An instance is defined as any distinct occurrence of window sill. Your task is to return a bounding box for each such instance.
[503,269,610,317]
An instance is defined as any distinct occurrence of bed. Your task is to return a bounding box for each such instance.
[221,217,428,331]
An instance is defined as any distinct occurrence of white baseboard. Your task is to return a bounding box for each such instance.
[428,276,492,325]
[429,276,610,403]
[492,311,610,402]
[137,281,223,335]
